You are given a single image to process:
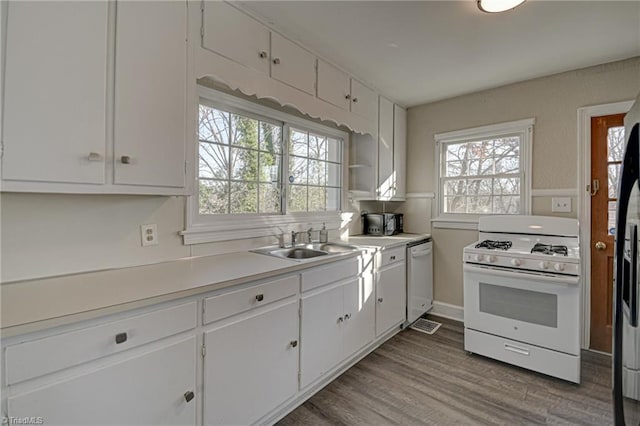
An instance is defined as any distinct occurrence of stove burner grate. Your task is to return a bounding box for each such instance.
[531,243,568,256]
[475,240,512,250]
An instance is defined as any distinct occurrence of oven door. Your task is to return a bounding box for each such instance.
[463,264,580,355]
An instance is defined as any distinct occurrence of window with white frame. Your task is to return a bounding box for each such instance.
[435,118,533,221]
[184,88,345,244]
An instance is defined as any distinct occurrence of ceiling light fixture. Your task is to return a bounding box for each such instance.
[477,0,526,13]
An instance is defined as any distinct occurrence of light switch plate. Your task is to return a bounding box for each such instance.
[551,197,571,213]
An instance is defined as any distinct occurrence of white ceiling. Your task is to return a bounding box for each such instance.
[239,1,640,107]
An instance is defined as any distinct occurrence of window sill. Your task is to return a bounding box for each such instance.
[431,217,479,230]
[181,212,343,245]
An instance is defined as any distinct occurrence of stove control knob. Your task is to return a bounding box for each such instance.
[487,255,497,263]
[539,261,550,269]
[473,254,484,262]
[554,263,565,272]
[510,258,521,267]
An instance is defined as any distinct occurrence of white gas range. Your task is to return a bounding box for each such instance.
[462,215,581,383]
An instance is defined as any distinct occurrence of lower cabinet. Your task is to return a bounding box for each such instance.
[300,277,375,389]
[7,336,197,425]
[376,260,407,337]
[203,299,299,425]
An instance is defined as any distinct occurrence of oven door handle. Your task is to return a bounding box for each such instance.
[463,264,579,286]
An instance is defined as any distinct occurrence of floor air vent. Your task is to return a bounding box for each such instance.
[410,318,442,335]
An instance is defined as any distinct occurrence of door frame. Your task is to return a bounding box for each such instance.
[577,100,633,350]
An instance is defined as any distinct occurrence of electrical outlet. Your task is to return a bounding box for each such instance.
[551,197,571,213]
[140,224,158,247]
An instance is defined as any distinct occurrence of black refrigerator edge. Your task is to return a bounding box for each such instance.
[614,91,640,425]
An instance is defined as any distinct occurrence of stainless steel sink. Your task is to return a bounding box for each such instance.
[251,242,361,261]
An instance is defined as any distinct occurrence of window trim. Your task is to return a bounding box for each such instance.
[183,86,348,245]
[433,118,534,228]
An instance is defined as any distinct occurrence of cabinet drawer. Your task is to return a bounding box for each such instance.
[301,258,359,293]
[5,301,197,385]
[203,275,298,325]
[379,246,405,268]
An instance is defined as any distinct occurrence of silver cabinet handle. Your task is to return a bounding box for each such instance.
[290,340,298,348]
[352,97,358,103]
[120,155,131,164]
[272,58,280,65]
[259,51,267,58]
[255,294,264,302]
[345,94,351,100]
[390,255,396,260]
[337,316,344,323]
[378,298,383,303]
[87,152,103,162]
[344,313,351,320]
[184,391,195,403]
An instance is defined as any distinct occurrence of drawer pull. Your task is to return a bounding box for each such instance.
[115,332,128,344]
[290,340,298,348]
[390,255,396,260]
[344,313,351,320]
[504,343,530,356]
[255,294,264,302]
[259,50,267,59]
[378,298,384,303]
[337,316,344,323]
[184,391,195,403]
[120,155,131,164]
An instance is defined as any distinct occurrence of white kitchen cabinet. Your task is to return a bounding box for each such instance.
[203,299,299,425]
[113,1,187,188]
[349,99,407,201]
[2,1,108,185]
[317,60,351,110]
[378,96,395,198]
[7,336,197,425]
[375,249,407,337]
[393,104,407,200]
[300,257,375,389]
[2,0,189,194]
[202,1,270,75]
[350,78,378,123]
[270,32,316,96]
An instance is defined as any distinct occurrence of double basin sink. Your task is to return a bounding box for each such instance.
[251,242,361,261]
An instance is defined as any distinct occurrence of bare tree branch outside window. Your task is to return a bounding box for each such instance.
[442,136,521,214]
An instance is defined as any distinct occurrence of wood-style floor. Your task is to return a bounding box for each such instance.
[278,316,613,425]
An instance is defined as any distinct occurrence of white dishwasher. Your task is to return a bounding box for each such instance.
[406,238,433,325]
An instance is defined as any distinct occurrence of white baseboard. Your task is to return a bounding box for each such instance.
[430,301,464,322]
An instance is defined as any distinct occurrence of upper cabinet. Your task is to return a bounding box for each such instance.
[349,98,407,201]
[270,33,316,96]
[2,1,109,185]
[317,60,378,124]
[202,1,270,75]
[113,1,187,189]
[1,1,190,195]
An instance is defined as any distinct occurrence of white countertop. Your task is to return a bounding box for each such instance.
[1,234,429,336]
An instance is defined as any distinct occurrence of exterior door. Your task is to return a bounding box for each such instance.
[590,113,626,353]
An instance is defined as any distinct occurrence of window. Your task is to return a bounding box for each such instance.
[435,118,533,226]
[184,87,346,244]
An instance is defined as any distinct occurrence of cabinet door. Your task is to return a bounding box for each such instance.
[376,262,407,337]
[378,96,394,199]
[202,1,270,75]
[393,105,407,200]
[204,300,299,425]
[343,276,375,359]
[317,60,350,110]
[270,32,316,96]
[300,284,344,389]
[113,1,186,188]
[350,79,378,123]
[3,1,108,184]
[7,337,197,425]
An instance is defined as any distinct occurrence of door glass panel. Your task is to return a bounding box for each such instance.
[609,164,621,198]
[609,201,618,236]
[479,282,558,328]
[608,126,625,162]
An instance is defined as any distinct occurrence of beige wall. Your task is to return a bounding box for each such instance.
[408,57,640,307]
